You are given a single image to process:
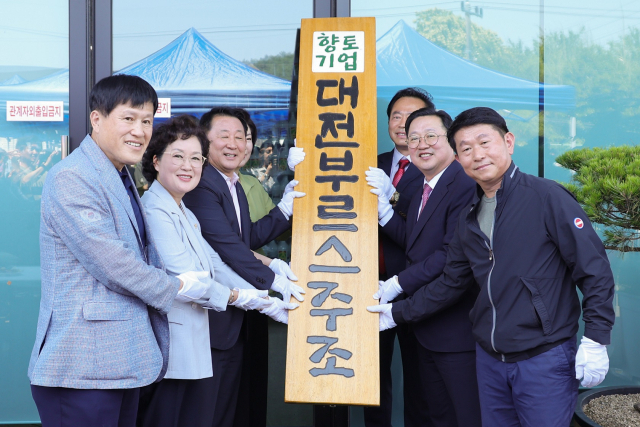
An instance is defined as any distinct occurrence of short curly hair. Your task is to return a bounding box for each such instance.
[141,114,209,184]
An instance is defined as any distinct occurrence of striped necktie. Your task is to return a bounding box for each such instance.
[417,184,432,220]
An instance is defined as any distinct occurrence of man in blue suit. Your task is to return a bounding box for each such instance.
[367,108,480,426]
[365,88,434,427]
[183,107,304,427]
[28,75,211,427]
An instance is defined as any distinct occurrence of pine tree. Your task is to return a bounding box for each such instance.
[556,146,640,252]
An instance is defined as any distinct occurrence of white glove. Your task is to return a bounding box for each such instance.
[271,273,305,302]
[365,167,396,201]
[260,297,299,324]
[230,288,273,311]
[373,276,403,304]
[176,271,211,302]
[277,180,306,219]
[376,192,393,224]
[366,303,397,331]
[366,168,393,224]
[287,141,305,171]
[269,258,298,281]
[575,336,609,388]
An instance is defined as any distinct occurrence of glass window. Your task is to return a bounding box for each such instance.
[113,0,307,257]
[112,2,312,425]
[352,0,543,175]
[0,0,69,423]
[544,0,640,388]
[353,0,640,408]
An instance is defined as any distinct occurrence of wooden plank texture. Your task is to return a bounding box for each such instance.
[285,17,379,406]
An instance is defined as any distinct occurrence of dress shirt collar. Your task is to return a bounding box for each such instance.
[215,168,239,191]
[423,165,449,191]
[392,147,412,166]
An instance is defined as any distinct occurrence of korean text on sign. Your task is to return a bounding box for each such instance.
[312,32,365,73]
[7,101,64,122]
[156,98,171,118]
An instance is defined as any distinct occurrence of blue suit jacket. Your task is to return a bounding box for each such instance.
[382,160,478,352]
[29,135,180,389]
[378,150,423,278]
[183,165,291,350]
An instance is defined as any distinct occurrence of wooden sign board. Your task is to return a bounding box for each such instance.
[286,17,379,406]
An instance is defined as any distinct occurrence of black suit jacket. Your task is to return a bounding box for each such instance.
[382,160,478,352]
[377,150,423,279]
[183,165,291,350]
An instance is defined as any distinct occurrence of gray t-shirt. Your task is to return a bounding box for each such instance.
[477,194,497,246]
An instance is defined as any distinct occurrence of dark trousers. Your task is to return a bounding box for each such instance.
[416,345,481,427]
[233,310,269,427]
[31,384,139,427]
[210,334,246,427]
[476,339,579,427]
[363,323,430,427]
[137,377,217,427]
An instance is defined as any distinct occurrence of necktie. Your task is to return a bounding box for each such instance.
[417,184,432,220]
[119,169,146,248]
[228,175,242,236]
[392,158,410,187]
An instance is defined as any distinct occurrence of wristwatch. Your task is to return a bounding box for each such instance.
[389,191,400,206]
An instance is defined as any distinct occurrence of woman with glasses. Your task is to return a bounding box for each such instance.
[136,115,277,427]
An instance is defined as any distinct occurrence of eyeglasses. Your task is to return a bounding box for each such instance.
[162,152,206,168]
[407,133,446,149]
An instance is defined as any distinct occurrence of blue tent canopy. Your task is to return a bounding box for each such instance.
[118,28,292,119]
[377,20,575,114]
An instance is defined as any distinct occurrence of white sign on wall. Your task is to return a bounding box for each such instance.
[312,31,365,73]
[6,101,64,121]
[156,98,171,118]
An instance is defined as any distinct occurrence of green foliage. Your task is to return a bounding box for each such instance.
[414,9,538,80]
[244,52,294,81]
[556,146,640,252]
[413,9,640,150]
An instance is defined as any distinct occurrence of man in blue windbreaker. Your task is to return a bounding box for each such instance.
[368,107,615,427]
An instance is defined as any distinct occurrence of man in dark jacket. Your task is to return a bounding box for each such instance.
[368,107,615,426]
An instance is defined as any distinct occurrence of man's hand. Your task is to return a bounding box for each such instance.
[176,271,211,302]
[287,139,305,171]
[271,274,305,302]
[575,336,609,388]
[277,180,305,219]
[374,276,403,304]
[269,258,298,281]
[367,303,396,331]
[365,167,396,201]
[260,297,299,324]
[231,288,273,311]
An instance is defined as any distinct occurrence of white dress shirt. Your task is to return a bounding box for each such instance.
[216,168,242,235]
[389,147,411,179]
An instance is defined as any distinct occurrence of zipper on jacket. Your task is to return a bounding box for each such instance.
[485,213,505,361]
